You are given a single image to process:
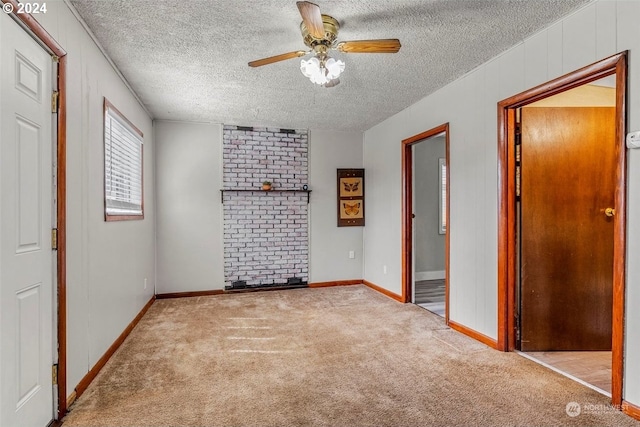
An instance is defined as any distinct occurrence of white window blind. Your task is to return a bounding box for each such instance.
[439,158,446,234]
[104,101,143,218]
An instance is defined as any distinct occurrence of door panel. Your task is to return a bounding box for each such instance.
[520,107,615,351]
[16,116,43,252]
[1,11,54,427]
[17,284,43,408]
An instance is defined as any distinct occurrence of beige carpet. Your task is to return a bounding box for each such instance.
[62,285,639,426]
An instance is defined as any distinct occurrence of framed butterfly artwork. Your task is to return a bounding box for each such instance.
[337,169,365,227]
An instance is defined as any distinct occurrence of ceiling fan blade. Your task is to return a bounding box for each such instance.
[336,39,401,54]
[248,51,307,68]
[297,1,325,39]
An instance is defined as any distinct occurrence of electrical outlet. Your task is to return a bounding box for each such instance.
[383,265,387,274]
[349,250,355,259]
[144,278,147,290]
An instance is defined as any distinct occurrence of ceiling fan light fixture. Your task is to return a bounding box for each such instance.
[300,54,344,86]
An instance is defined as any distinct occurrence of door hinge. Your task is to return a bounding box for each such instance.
[515,165,521,197]
[51,228,58,250]
[515,315,521,341]
[52,55,59,63]
[52,364,58,385]
[51,91,59,113]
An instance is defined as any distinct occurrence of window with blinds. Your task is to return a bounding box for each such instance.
[439,158,446,234]
[104,99,144,220]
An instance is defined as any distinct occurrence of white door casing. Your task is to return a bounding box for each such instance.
[0,11,54,427]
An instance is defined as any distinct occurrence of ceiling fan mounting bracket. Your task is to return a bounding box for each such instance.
[301,14,339,48]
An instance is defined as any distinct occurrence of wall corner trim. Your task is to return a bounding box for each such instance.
[308,280,362,288]
[415,271,446,281]
[448,320,499,350]
[156,290,225,299]
[623,401,640,421]
[362,280,404,302]
[65,391,76,409]
[72,296,155,401]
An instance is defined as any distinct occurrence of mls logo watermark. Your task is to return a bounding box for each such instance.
[566,401,622,417]
[566,402,581,417]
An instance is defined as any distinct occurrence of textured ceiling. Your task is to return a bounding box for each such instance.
[69,0,593,132]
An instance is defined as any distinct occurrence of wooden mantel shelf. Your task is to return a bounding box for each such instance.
[220,189,312,204]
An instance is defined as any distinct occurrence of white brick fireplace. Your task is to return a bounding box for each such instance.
[222,125,309,288]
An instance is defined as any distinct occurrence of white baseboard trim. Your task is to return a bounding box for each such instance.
[415,270,445,281]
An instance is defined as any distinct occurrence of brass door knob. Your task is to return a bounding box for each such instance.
[605,208,616,217]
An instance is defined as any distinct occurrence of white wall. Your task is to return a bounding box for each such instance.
[155,125,363,290]
[363,0,640,406]
[36,1,156,396]
[413,137,446,275]
[155,121,225,293]
[309,129,363,282]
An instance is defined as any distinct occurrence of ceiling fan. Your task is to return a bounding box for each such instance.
[248,1,401,87]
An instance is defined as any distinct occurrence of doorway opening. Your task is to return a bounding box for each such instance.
[498,52,627,405]
[517,76,616,395]
[402,123,450,322]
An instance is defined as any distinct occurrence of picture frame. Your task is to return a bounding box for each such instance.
[337,169,365,227]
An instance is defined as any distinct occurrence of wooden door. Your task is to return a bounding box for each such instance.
[0,11,54,427]
[519,106,615,351]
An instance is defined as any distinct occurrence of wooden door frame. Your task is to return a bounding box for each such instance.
[2,0,68,419]
[401,123,450,324]
[497,52,627,405]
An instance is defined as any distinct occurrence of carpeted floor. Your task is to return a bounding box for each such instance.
[61,285,639,427]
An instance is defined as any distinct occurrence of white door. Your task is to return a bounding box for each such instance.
[0,11,55,427]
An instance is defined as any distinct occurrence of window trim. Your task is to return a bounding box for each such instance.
[103,98,144,221]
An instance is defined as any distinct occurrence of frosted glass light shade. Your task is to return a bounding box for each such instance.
[325,58,345,80]
[300,57,328,85]
[300,57,320,78]
[300,55,345,85]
